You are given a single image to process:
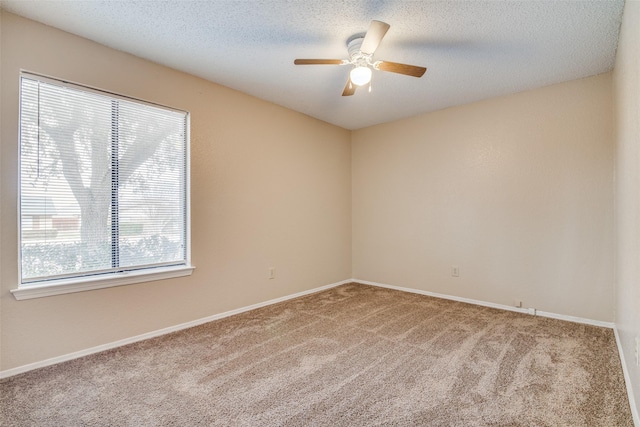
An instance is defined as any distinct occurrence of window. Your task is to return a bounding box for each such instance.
[13,73,192,299]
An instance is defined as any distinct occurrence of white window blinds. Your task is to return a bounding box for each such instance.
[19,74,189,285]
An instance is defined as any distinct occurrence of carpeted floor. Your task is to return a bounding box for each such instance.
[0,283,633,426]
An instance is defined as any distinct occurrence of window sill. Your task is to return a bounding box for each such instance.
[11,265,195,300]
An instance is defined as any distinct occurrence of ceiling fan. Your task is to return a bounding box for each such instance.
[294,20,427,96]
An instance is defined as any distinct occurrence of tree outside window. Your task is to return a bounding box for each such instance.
[19,74,188,284]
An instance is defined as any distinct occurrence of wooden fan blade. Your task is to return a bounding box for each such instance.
[342,78,356,96]
[376,61,427,77]
[360,20,390,55]
[294,59,344,65]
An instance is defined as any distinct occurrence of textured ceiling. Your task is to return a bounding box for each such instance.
[0,0,625,130]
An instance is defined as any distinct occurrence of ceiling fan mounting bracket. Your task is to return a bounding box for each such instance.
[346,33,366,48]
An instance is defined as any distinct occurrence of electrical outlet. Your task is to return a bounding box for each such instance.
[451,266,459,277]
[268,267,275,280]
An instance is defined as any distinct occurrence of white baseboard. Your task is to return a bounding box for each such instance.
[534,309,615,329]
[352,279,615,329]
[614,327,640,427]
[0,278,619,378]
[0,279,351,379]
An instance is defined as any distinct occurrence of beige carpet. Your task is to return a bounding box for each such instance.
[0,283,633,426]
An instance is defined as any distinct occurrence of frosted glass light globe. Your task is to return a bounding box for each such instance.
[350,66,372,86]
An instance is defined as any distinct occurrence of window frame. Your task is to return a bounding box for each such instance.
[12,72,194,300]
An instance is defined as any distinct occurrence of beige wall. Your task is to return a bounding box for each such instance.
[613,0,640,417]
[0,8,3,365]
[0,12,352,371]
[352,73,614,322]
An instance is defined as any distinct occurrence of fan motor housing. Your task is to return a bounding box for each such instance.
[347,35,366,60]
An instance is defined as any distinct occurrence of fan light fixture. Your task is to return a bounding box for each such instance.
[350,66,372,86]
